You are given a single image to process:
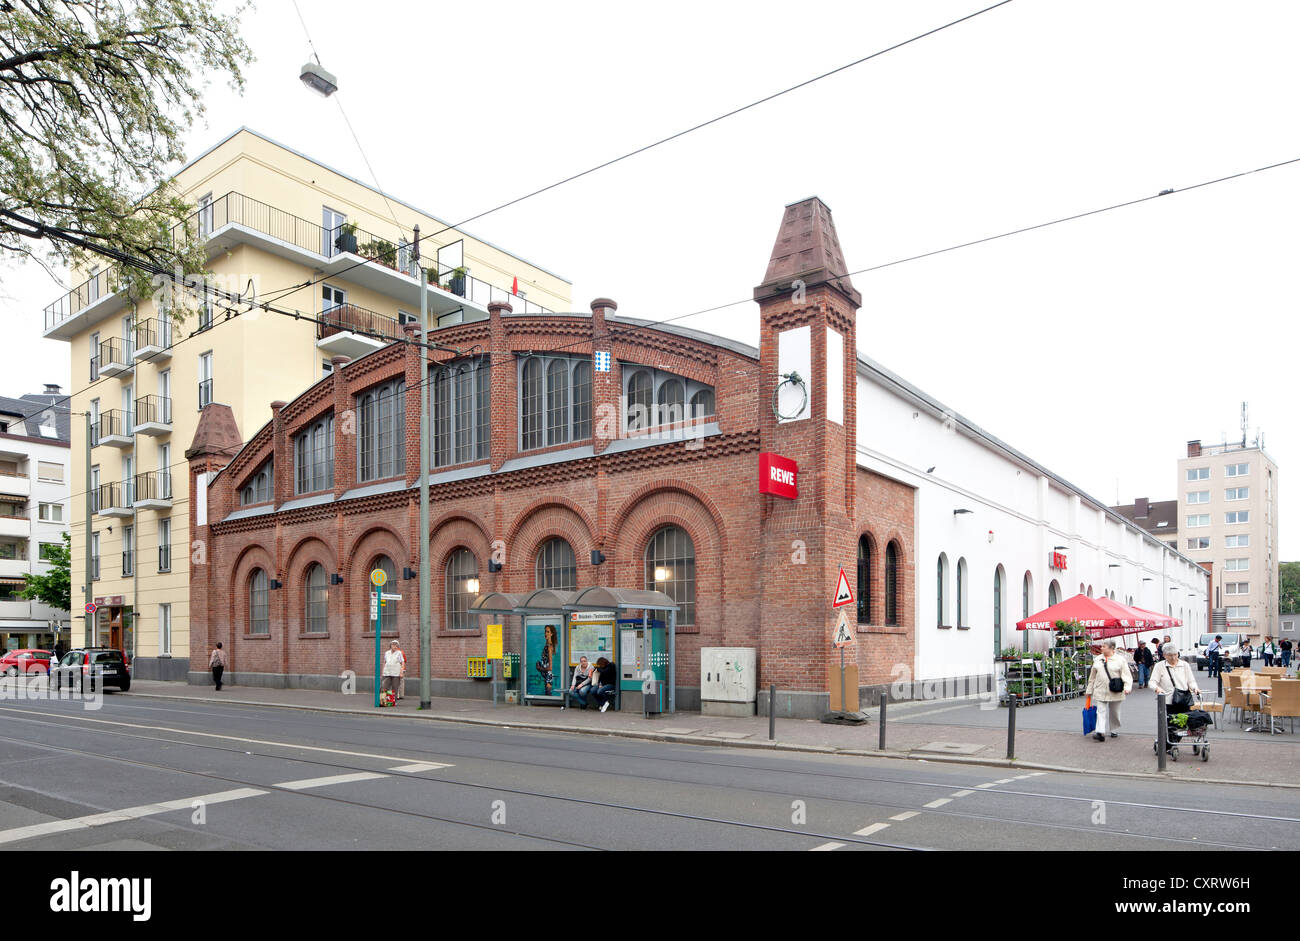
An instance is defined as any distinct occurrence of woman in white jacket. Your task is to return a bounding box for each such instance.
[1149,643,1200,711]
[1086,639,1133,742]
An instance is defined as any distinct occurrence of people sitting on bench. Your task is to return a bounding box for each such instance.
[564,656,594,709]
[591,657,617,713]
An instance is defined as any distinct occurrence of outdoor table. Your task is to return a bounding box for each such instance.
[1241,685,1272,732]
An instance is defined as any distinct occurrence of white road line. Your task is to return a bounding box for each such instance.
[0,705,452,769]
[890,811,919,821]
[274,772,387,791]
[993,778,1015,784]
[810,841,845,851]
[923,798,952,809]
[0,787,265,846]
[388,762,451,773]
[854,822,890,836]
[976,783,997,789]
[951,790,974,798]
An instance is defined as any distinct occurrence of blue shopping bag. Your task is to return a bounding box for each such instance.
[1082,703,1097,735]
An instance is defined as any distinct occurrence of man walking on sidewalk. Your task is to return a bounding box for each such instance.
[209,642,226,691]
[1207,635,1223,678]
[1137,640,1154,688]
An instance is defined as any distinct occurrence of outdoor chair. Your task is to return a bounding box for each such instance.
[1257,666,1285,678]
[1224,673,1247,725]
[1257,679,1300,735]
[1197,693,1225,730]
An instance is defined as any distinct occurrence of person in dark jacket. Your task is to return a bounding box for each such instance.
[1137,641,1154,688]
[590,657,618,713]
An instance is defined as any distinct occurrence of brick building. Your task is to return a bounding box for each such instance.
[188,197,1210,715]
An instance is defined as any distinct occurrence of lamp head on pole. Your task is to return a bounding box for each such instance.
[299,61,338,97]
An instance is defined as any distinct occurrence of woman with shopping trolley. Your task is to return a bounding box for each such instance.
[1149,643,1211,760]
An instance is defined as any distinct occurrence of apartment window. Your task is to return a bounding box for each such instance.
[38,543,60,563]
[37,461,63,483]
[519,356,592,450]
[0,502,23,519]
[357,380,406,482]
[304,563,328,633]
[90,466,100,513]
[1225,558,1249,571]
[1186,467,1209,481]
[89,398,99,446]
[249,569,269,635]
[535,538,577,591]
[444,548,478,631]
[121,526,133,576]
[198,352,213,408]
[321,283,345,313]
[1186,491,1209,504]
[0,542,17,560]
[1226,606,1250,619]
[37,503,63,523]
[937,554,949,626]
[1225,582,1249,595]
[1225,462,1250,477]
[1225,487,1249,501]
[1186,514,1209,528]
[430,358,489,467]
[623,365,714,432]
[398,311,418,328]
[197,192,214,238]
[322,207,346,257]
[89,331,100,381]
[1225,510,1249,525]
[322,359,333,377]
[1186,537,1210,550]
[1226,534,1250,548]
[645,526,695,627]
[91,533,100,580]
[294,415,335,494]
[240,461,273,505]
[158,518,171,572]
[159,604,172,656]
[956,557,968,628]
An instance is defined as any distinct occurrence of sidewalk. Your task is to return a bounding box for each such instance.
[123,680,1300,788]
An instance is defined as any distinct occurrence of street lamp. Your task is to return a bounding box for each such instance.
[466,577,480,596]
[654,567,669,582]
[299,61,338,97]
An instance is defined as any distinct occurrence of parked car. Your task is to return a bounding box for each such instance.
[0,649,52,676]
[49,648,131,692]
[1191,632,1246,671]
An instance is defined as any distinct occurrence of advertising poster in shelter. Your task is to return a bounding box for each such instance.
[568,611,616,667]
[524,615,564,700]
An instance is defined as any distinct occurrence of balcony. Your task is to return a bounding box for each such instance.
[0,474,30,498]
[96,481,134,519]
[0,516,29,538]
[133,396,172,437]
[133,471,172,511]
[0,558,28,579]
[98,337,133,378]
[43,191,559,340]
[317,303,403,360]
[133,318,174,362]
[97,410,133,448]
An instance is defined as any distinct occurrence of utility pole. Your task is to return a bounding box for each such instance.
[415,226,432,709]
[83,411,93,646]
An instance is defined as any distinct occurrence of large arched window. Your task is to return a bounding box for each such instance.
[358,380,405,482]
[240,461,273,505]
[885,541,900,626]
[294,415,334,494]
[993,565,1004,657]
[536,538,577,591]
[546,359,570,446]
[371,555,397,632]
[1049,579,1061,607]
[689,387,715,421]
[249,568,269,635]
[937,554,950,627]
[656,379,684,426]
[572,361,593,440]
[645,526,695,626]
[957,557,969,628]
[445,549,478,631]
[856,535,871,624]
[519,356,592,450]
[304,563,328,633]
[626,369,653,432]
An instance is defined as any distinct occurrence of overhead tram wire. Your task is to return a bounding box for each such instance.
[251,0,1019,308]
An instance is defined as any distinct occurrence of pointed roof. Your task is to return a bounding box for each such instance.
[186,403,242,460]
[754,197,861,307]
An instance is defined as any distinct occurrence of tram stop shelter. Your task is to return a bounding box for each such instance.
[469,586,680,713]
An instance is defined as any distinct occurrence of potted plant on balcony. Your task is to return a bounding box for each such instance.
[334,222,359,255]
[359,238,398,269]
[450,266,468,297]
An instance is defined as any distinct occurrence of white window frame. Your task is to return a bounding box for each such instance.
[1225,582,1249,595]
[38,502,63,523]
[1186,537,1210,550]
[89,331,100,380]
[1225,558,1248,571]
[1226,534,1250,548]
[198,351,213,408]
[1186,514,1210,528]
[1225,462,1250,478]
[1225,510,1249,525]
[159,603,172,656]
[1225,487,1249,501]
[1186,467,1209,481]
[1186,491,1209,504]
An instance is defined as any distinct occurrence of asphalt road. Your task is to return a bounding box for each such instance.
[0,691,1294,851]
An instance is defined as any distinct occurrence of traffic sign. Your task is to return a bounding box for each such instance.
[380,593,402,601]
[832,611,855,648]
[84,602,97,615]
[832,567,855,608]
[370,568,388,587]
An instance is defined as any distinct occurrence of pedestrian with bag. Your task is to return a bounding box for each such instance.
[209,642,226,691]
[1281,637,1293,669]
[1086,639,1133,742]
[381,640,403,702]
[1138,640,1154,689]
[1207,634,1223,678]
[1150,643,1200,713]
[1262,636,1276,667]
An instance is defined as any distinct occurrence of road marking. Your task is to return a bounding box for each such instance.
[890,811,919,821]
[923,798,952,809]
[0,787,265,846]
[275,772,387,790]
[976,782,997,788]
[951,790,974,798]
[854,822,890,836]
[809,841,845,851]
[993,778,1015,784]
[0,705,453,770]
[388,762,451,773]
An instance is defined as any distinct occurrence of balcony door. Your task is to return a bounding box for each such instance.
[322,208,345,257]
[322,284,345,312]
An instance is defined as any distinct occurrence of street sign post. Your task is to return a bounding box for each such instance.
[486,623,503,703]
[371,568,387,707]
[832,567,855,608]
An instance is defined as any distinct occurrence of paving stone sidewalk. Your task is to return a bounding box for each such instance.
[124,679,1299,787]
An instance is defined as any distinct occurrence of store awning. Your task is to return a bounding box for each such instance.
[0,577,26,587]
[0,494,26,505]
[1017,593,1163,636]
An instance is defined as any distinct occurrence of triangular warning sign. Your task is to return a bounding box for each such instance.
[832,612,855,648]
[832,566,855,608]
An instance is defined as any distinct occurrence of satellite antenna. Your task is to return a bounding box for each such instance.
[1240,401,1248,448]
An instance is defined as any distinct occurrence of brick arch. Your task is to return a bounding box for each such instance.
[429,509,491,547]
[609,480,728,557]
[282,537,339,678]
[508,503,595,593]
[429,517,493,637]
[224,543,276,674]
[345,525,412,672]
[284,534,337,580]
[344,523,410,576]
[504,496,596,550]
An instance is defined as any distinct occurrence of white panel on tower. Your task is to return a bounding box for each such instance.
[826,327,844,425]
[777,325,812,423]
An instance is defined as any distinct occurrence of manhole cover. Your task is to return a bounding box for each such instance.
[914,741,984,755]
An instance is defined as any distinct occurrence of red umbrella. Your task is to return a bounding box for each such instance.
[1130,605,1181,628]
[1016,593,1159,637]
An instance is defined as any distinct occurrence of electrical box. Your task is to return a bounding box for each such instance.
[467,657,492,679]
[701,647,757,717]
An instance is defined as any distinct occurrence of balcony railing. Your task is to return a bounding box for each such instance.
[133,318,174,356]
[45,191,559,332]
[96,409,133,447]
[134,395,172,428]
[98,337,133,376]
[318,303,404,343]
[133,471,172,504]
[96,481,132,514]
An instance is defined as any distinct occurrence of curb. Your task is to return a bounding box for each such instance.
[121,689,1300,790]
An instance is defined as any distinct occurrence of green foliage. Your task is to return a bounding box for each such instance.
[19,531,70,612]
[0,1,254,300]
[359,238,398,267]
[1280,561,1300,614]
[1170,712,1189,729]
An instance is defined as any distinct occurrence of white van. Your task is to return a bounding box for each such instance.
[1190,633,1245,671]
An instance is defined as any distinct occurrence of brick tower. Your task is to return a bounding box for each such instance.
[755,198,860,718]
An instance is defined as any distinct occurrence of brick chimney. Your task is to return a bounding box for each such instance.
[1135,497,1149,519]
[1187,440,1202,457]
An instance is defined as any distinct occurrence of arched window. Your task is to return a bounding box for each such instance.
[1022,571,1034,653]
[445,549,478,631]
[249,568,269,635]
[304,563,328,633]
[626,370,653,432]
[294,416,334,494]
[1049,580,1061,607]
[240,462,272,505]
[993,566,1004,657]
[885,541,900,626]
[371,555,397,633]
[690,387,715,420]
[937,554,949,627]
[645,525,695,626]
[546,359,570,446]
[358,380,405,482]
[957,557,968,628]
[1086,584,1093,598]
[572,360,593,440]
[520,358,544,450]
[856,535,871,624]
[431,366,453,466]
[536,538,577,591]
[656,379,684,426]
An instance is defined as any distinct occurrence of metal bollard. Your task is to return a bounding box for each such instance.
[1007,692,1017,759]
[768,684,776,741]
[1157,693,1167,772]
[879,694,887,750]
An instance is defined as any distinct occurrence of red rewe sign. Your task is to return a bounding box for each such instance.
[759,453,798,499]
[1050,551,1068,571]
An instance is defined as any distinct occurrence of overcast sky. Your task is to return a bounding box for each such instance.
[1,0,1295,556]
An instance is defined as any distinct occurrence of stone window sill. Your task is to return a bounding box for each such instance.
[937,624,953,630]
[298,631,330,639]
[956,625,971,631]
[861,624,907,635]
[243,632,272,639]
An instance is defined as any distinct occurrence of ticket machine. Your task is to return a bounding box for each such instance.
[618,618,666,712]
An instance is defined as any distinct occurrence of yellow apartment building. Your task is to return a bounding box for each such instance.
[43,128,571,679]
